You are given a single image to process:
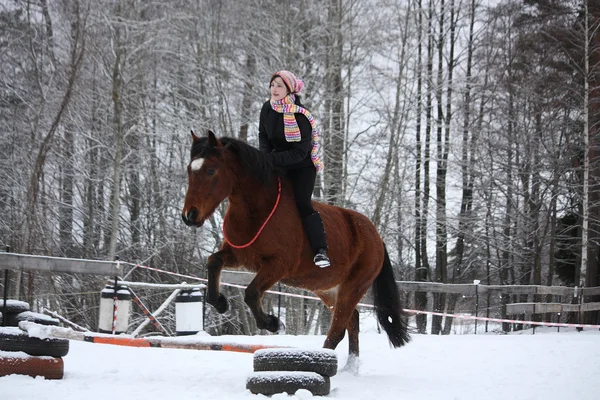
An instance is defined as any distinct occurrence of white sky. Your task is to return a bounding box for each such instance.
[1,320,599,400]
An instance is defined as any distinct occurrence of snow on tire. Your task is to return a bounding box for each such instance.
[1,300,31,327]
[7,311,60,327]
[0,300,30,314]
[0,327,69,358]
[246,371,330,396]
[253,348,338,377]
[0,353,64,380]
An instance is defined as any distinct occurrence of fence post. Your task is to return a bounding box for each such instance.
[575,286,583,332]
[2,246,9,327]
[473,280,480,334]
[277,282,282,321]
[2,269,7,327]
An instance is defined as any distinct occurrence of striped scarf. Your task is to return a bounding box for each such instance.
[270,94,324,172]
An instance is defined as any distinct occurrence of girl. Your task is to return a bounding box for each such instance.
[258,70,330,268]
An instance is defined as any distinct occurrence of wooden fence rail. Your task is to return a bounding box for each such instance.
[2,252,599,320]
[0,252,121,275]
[506,302,600,315]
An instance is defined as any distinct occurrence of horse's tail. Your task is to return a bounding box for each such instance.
[372,244,411,348]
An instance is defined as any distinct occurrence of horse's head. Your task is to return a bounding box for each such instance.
[181,130,234,227]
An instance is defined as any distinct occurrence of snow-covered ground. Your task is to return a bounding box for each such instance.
[1,324,599,400]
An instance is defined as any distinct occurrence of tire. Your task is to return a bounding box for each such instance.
[246,371,330,396]
[0,328,69,357]
[7,311,60,327]
[1,300,31,327]
[0,354,64,380]
[253,348,338,377]
[0,299,30,313]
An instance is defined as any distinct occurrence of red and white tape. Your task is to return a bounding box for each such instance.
[112,295,118,334]
[405,309,600,329]
[123,262,600,330]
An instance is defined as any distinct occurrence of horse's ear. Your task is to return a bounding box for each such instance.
[191,130,200,142]
[207,130,222,148]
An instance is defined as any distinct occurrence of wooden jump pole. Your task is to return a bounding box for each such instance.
[18,321,290,354]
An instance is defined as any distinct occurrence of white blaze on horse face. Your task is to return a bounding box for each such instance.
[190,158,205,172]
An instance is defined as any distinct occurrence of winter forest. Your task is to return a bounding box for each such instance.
[1,0,599,335]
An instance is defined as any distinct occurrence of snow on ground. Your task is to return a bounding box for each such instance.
[1,325,599,400]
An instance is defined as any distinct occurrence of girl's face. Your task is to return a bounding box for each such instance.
[270,77,289,101]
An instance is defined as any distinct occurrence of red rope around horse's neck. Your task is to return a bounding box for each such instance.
[222,176,282,249]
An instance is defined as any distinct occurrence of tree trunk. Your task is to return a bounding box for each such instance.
[432,0,448,335]
[238,49,256,142]
[584,0,600,324]
[373,1,412,230]
[444,0,472,335]
[59,123,75,257]
[324,0,345,206]
[105,7,125,259]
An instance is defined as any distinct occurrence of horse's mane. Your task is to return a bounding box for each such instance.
[191,136,280,186]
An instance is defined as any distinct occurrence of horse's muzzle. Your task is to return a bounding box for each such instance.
[182,207,203,227]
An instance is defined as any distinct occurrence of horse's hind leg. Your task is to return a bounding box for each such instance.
[315,290,358,356]
[348,308,360,357]
[341,308,361,374]
[205,249,236,313]
[323,280,370,353]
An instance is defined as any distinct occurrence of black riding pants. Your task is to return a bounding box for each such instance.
[287,165,317,218]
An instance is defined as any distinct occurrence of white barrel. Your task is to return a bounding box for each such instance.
[98,284,132,334]
[175,288,204,336]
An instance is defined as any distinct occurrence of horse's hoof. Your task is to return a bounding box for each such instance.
[340,354,360,375]
[207,294,228,314]
[215,294,229,313]
[266,315,284,333]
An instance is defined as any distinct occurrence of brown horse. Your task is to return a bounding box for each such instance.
[181,130,409,359]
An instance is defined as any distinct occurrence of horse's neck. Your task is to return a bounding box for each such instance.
[227,182,279,220]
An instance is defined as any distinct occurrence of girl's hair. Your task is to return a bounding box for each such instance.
[270,75,291,94]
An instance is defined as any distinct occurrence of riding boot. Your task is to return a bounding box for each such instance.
[301,211,331,268]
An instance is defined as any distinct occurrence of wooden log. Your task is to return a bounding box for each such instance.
[580,302,600,312]
[0,252,120,275]
[582,287,600,296]
[506,303,535,314]
[395,281,476,295]
[42,308,89,332]
[560,304,581,312]
[118,281,207,290]
[534,303,563,313]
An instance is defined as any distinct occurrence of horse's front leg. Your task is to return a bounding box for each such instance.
[244,269,285,333]
[205,249,236,313]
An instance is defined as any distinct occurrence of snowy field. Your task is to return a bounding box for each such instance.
[1,323,599,400]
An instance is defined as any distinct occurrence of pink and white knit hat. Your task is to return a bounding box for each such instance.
[272,70,304,94]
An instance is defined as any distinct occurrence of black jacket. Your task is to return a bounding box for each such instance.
[258,100,314,169]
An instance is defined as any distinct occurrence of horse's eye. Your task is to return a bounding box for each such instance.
[207,168,216,176]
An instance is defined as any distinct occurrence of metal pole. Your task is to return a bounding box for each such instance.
[202,287,206,331]
[576,286,583,332]
[277,283,282,320]
[2,269,8,327]
[111,256,120,335]
[2,246,9,327]
[112,275,119,334]
[474,280,480,335]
